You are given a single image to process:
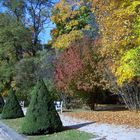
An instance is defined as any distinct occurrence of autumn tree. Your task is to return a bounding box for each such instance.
[51,0,98,49]
[94,0,140,110]
[54,38,104,110]
[53,0,101,110]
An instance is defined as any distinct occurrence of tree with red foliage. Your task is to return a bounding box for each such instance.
[54,41,83,95]
[54,38,104,110]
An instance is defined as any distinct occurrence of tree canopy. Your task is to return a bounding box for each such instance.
[0,0,140,111]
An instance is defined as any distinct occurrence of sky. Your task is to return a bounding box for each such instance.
[39,22,56,44]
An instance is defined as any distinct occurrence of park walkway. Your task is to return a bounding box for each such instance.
[0,122,26,140]
[0,134,8,140]
[60,114,140,140]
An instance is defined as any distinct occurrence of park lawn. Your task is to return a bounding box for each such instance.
[1,117,94,140]
[28,130,94,140]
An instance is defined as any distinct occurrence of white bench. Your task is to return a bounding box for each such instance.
[54,101,63,114]
[20,101,25,108]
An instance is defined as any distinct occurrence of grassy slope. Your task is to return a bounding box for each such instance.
[1,117,94,140]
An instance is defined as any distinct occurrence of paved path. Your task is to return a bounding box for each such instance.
[0,122,26,140]
[0,134,8,140]
[60,114,140,140]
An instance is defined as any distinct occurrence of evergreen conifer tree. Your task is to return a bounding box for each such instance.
[22,80,62,135]
[1,89,24,119]
[0,94,4,113]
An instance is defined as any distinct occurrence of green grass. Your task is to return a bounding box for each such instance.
[2,117,23,132]
[1,117,94,140]
[28,130,94,140]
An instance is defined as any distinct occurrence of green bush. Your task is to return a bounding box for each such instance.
[22,80,63,135]
[1,89,24,119]
[0,94,4,113]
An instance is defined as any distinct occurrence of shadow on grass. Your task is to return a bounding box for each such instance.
[26,122,95,138]
[23,122,94,137]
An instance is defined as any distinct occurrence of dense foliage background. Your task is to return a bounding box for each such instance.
[0,0,140,111]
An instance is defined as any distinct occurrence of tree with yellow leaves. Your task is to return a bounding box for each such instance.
[51,0,97,49]
[95,0,140,111]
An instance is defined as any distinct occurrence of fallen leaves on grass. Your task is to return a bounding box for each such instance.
[64,111,140,128]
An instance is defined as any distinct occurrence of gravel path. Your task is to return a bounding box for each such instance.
[60,114,140,140]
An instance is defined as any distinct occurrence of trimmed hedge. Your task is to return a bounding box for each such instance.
[22,80,63,135]
[1,89,24,119]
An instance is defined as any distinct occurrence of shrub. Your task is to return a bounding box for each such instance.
[0,94,4,113]
[1,89,24,119]
[22,80,63,135]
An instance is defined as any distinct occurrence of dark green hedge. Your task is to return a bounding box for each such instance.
[1,89,24,119]
[22,80,62,135]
